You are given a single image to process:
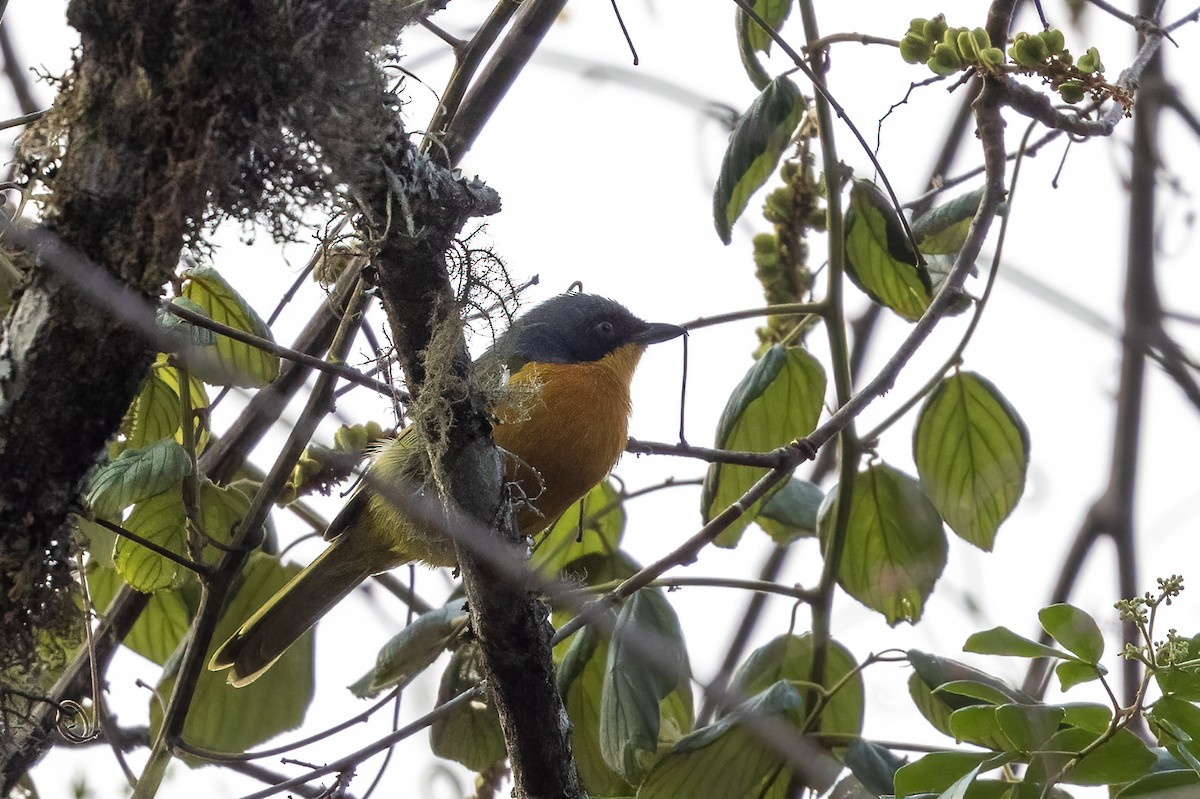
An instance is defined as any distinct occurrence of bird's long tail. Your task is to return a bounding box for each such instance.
[209,540,376,687]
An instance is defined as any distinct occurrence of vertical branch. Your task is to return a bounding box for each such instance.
[796,0,858,695]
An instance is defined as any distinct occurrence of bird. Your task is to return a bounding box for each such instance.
[209,293,685,686]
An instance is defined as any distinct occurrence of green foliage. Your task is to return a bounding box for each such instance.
[728,633,863,737]
[532,480,626,577]
[349,599,468,698]
[844,180,932,321]
[86,439,192,520]
[818,463,947,625]
[755,477,823,543]
[181,263,281,388]
[702,344,825,546]
[431,643,507,772]
[713,77,806,244]
[913,371,1030,551]
[637,682,801,798]
[900,582,1200,797]
[600,589,692,782]
[151,554,314,753]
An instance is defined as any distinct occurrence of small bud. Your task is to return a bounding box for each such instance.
[1038,28,1066,55]
[956,30,979,63]
[1078,46,1104,73]
[979,46,1007,72]
[1058,48,1073,66]
[1058,80,1086,104]
[929,42,963,75]
[922,13,948,43]
[1009,33,1048,69]
[900,34,931,64]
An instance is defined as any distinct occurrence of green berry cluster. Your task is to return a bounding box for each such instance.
[900,14,1006,76]
[1009,29,1104,103]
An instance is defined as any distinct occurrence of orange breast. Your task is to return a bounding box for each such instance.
[491,343,646,533]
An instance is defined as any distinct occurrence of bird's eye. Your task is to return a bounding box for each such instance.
[595,320,615,337]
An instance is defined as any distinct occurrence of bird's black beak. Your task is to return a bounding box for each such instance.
[635,322,687,346]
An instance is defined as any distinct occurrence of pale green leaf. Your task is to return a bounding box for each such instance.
[431,643,506,772]
[532,480,625,578]
[86,438,191,519]
[728,633,863,738]
[559,624,636,797]
[88,564,191,664]
[114,491,188,592]
[349,600,467,698]
[637,682,802,799]
[911,188,985,255]
[963,626,1069,660]
[713,77,806,243]
[125,355,211,452]
[156,296,217,345]
[152,553,313,751]
[756,478,823,543]
[182,264,280,388]
[818,464,947,625]
[913,371,1029,550]
[601,590,691,782]
[948,705,1013,750]
[995,703,1064,752]
[1055,660,1104,691]
[739,0,792,53]
[702,345,825,547]
[1038,604,1104,664]
[845,180,931,321]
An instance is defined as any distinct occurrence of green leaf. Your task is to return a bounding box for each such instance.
[963,626,1070,660]
[114,491,188,592]
[911,188,986,255]
[844,179,931,321]
[948,705,1013,750]
[1156,635,1200,700]
[637,682,803,799]
[728,633,863,737]
[431,642,507,772]
[86,438,192,519]
[197,479,251,555]
[913,372,1030,550]
[894,752,1011,799]
[349,600,468,698]
[1024,726,1155,786]
[934,680,1016,706]
[152,553,313,752]
[1036,605,1102,663]
[995,704,1064,752]
[702,345,825,547]
[88,564,190,664]
[181,264,281,388]
[739,0,792,53]
[844,738,905,797]
[756,478,823,544]
[818,463,947,625]
[125,355,211,452]
[907,650,1035,738]
[532,480,625,578]
[713,77,806,243]
[156,296,217,345]
[601,590,691,782]
[559,624,636,797]
[1115,770,1200,797]
[1060,702,1113,734]
[1149,696,1200,774]
[1054,659,1104,691]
